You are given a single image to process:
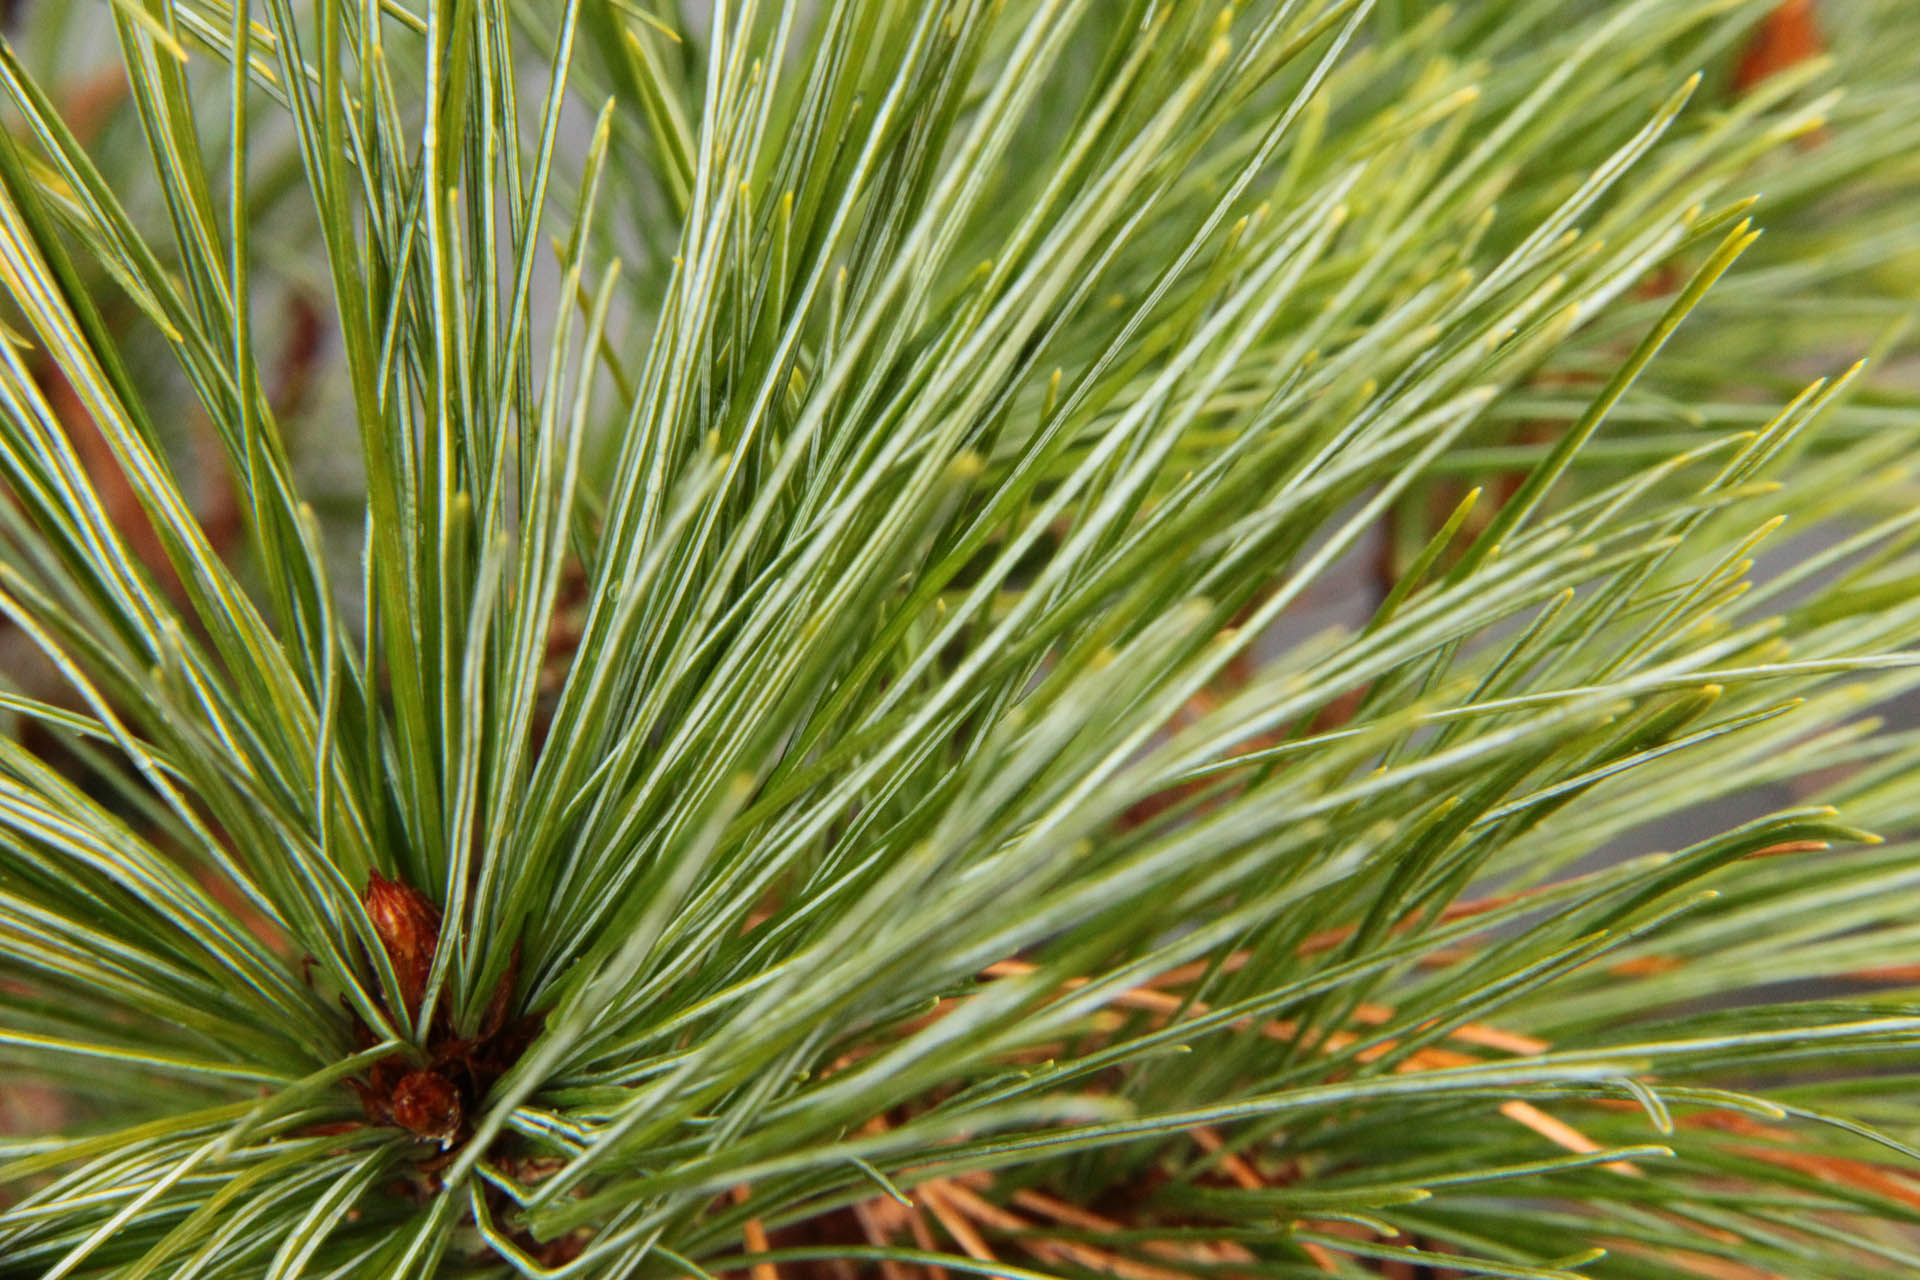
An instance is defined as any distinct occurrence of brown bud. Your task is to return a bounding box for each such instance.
[1734,1,1823,96]
[363,870,442,1017]
[390,1069,463,1145]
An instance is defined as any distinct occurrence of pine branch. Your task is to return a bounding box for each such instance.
[0,1,1918,1277]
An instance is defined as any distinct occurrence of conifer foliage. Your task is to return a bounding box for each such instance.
[2,0,1920,1275]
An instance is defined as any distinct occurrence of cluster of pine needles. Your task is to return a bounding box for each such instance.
[4,0,1920,1276]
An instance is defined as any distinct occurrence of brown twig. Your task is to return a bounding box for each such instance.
[732,1186,781,1280]
[918,1181,997,1265]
